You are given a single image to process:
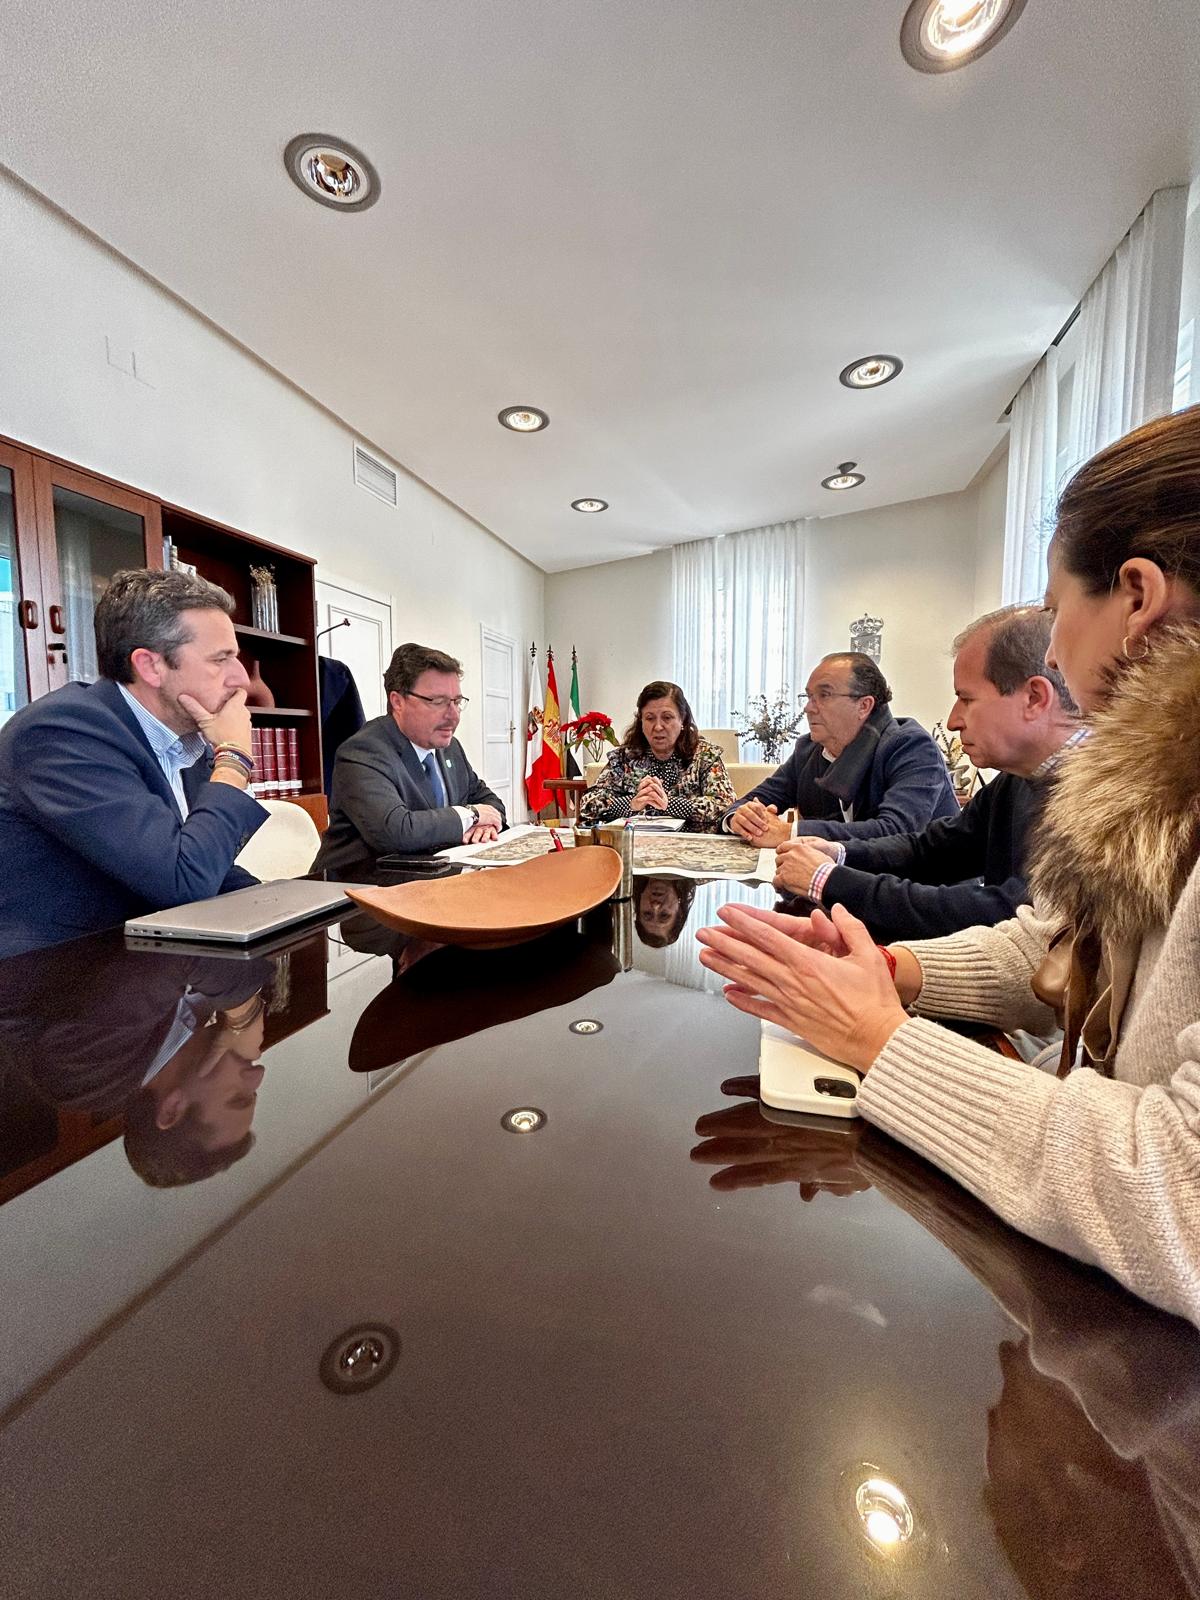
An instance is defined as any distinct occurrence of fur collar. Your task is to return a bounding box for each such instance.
[1031,620,1200,945]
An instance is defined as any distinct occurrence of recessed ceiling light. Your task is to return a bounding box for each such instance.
[571,498,608,513]
[284,134,379,212]
[501,1107,547,1133]
[498,406,550,432]
[822,461,865,491]
[839,355,903,390]
[900,0,1026,73]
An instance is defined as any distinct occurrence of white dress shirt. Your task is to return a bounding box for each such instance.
[118,685,208,818]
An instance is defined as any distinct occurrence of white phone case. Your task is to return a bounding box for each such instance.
[758,1021,862,1118]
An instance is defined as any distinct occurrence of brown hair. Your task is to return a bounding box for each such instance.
[634,878,697,948]
[95,568,234,683]
[621,680,701,764]
[1052,403,1200,597]
[384,642,463,699]
[122,1094,255,1188]
[953,605,1075,710]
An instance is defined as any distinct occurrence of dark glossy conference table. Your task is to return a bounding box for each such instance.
[2,870,1199,1600]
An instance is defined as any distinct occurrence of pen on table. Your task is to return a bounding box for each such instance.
[549,827,565,851]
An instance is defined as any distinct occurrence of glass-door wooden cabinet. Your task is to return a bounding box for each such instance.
[30,458,161,692]
[0,441,47,724]
[0,441,162,712]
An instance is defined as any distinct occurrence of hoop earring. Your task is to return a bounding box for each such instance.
[1122,634,1149,662]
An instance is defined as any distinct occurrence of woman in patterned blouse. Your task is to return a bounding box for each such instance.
[578,681,735,832]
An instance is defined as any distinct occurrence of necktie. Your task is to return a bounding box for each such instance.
[422,751,447,806]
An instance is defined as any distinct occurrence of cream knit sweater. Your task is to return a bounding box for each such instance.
[858,862,1200,1322]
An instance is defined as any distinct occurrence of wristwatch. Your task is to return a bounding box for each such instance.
[468,806,481,826]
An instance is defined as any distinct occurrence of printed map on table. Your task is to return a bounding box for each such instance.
[455,827,773,881]
[632,833,764,875]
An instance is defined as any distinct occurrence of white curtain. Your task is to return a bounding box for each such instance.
[1001,345,1059,604]
[1001,185,1188,605]
[1068,185,1188,467]
[672,519,804,759]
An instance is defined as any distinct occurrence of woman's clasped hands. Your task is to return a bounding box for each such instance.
[630,774,671,812]
[695,901,910,1071]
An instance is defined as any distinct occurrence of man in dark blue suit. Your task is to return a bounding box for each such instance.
[0,568,268,957]
[722,652,957,846]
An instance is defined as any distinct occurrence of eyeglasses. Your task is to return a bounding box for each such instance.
[803,690,863,706]
[405,692,470,710]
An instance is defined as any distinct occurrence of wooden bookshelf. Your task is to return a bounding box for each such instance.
[162,506,323,802]
[234,623,309,647]
[0,428,326,810]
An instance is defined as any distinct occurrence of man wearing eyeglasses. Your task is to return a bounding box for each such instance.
[312,642,506,871]
[721,652,957,846]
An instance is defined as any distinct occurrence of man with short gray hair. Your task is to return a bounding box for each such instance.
[774,606,1082,942]
[313,641,506,871]
[0,568,267,957]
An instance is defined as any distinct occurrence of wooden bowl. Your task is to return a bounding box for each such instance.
[344,845,623,947]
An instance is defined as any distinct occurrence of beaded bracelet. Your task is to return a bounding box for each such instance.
[213,741,254,767]
[214,747,254,772]
[212,751,254,781]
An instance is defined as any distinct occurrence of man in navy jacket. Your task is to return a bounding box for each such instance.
[773,607,1082,942]
[0,568,267,957]
[723,652,957,846]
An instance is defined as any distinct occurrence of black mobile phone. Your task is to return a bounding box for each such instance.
[374,855,457,878]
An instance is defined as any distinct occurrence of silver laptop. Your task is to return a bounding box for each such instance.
[125,878,352,944]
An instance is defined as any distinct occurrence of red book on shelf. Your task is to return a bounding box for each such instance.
[286,727,300,796]
[273,728,288,800]
[260,726,279,799]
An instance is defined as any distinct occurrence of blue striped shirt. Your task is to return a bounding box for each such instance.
[118,685,208,818]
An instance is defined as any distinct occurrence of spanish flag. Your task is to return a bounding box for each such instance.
[543,648,564,777]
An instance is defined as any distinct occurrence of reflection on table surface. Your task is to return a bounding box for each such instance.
[1,868,1199,1600]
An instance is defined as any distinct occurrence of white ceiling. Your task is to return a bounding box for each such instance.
[2,0,1199,572]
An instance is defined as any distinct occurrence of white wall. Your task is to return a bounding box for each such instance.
[0,171,543,765]
[547,487,992,738]
[543,548,673,732]
[802,489,981,731]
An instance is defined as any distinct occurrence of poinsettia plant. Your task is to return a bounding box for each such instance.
[561,711,619,764]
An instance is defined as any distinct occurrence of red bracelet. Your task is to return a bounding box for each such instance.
[876,944,898,982]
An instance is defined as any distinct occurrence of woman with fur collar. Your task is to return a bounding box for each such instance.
[697,404,1200,1322]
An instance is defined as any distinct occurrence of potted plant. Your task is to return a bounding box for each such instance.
[731,689,807,763]
[931,720,980,804]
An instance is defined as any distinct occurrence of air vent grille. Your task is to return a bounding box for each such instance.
[354,444,398,506]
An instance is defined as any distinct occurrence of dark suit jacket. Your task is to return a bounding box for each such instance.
[0,678,266,958]
[313,715,506,871]
[723,704,959,840]
[0,939,273,1116]
[319,655,366,796]
[820,771,1044,943]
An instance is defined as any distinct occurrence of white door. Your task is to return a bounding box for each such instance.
[480,626,520,822]
[315,580,393,722]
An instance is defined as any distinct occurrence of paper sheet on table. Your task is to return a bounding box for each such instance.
[437,823,775,882]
